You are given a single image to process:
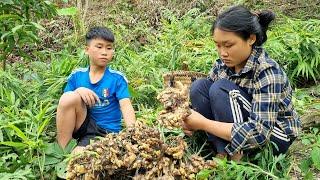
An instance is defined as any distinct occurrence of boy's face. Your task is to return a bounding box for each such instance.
[85,38,114,68]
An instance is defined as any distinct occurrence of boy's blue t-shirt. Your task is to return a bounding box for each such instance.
[64,67,130,133]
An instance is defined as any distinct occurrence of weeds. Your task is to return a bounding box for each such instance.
[266,17,320,85]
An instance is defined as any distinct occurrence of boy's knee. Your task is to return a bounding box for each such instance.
[58,92,82,108]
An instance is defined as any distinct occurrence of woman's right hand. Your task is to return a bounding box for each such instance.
[183,109,207,131]
[75,87,100,107]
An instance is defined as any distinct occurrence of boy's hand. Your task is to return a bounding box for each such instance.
[119,98,136,127]
[75,87,100,107]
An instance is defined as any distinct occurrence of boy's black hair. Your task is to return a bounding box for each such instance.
[85,26,115,44]
[211,5,275,46]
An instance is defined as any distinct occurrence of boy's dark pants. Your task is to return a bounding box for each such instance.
[72,114,106,146]
[190,78,293,155]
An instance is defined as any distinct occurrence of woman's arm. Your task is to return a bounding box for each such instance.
[119,98,136,127]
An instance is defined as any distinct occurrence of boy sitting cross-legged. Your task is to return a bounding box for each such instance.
[56,26,136,153]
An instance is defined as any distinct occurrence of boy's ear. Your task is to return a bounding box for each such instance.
[84,46,89,54]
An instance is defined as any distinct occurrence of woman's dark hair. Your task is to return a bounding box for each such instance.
[86,26,115,44]
[211,5,275,46]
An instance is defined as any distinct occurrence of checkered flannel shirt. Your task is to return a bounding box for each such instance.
[209,46,301,155]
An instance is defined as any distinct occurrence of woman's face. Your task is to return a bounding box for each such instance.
[213,28,256,73]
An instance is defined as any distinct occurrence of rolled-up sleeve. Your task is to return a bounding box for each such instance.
[225,67,284,155]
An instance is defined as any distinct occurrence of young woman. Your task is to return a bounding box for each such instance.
[182,5,301,160]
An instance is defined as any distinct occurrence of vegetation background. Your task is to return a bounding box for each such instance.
[0,0,320,179]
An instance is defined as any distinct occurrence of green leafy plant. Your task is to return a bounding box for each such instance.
[266,17,320,85]
[56,6,85,45]
[0,0,57,71]
[44,139,77,179]
[0,166,34,180]
[299,128,320,179]
[0,69,57,178]
[195,142,292,179]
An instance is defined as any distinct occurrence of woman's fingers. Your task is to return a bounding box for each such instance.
[183,110,207,131]
[182,121,191,130]
[182,121,193,136]
[183,129,193,136]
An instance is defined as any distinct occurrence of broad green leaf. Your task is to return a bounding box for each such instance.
[44,155,61,165]
[56,161,67,179]
[44,142,58,155]
[301,138,311,145]
[54,141,66,156]
[64,139,77,154]
[314,104,320,110]
[57,7,77,16]
[0,168,32,180]
[299,158,312,173]
[197,169,214,180]
[45,142,65,158]
[303,170,314,180]
[311,147,320,170]
[312,128,319,134]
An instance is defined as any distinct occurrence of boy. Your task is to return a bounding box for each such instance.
[56,26,136,153]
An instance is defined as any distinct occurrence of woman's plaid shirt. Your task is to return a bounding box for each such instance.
[209,47,301,155]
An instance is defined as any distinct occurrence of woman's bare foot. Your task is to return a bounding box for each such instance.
[230,152,243,161]
[215,153,228,159]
